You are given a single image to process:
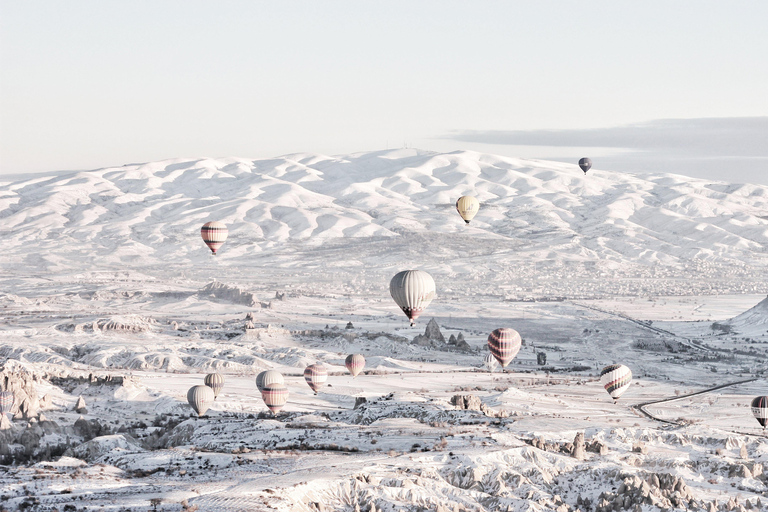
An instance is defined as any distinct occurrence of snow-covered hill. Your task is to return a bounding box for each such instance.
[2,149,768,296]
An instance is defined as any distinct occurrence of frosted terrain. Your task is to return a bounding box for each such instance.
[1,149,768,511]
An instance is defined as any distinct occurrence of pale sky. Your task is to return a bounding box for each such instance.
[1,1,767,182]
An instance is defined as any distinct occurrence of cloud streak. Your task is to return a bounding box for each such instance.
[444,117,768,157]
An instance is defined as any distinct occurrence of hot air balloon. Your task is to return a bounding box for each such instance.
[187,385,215,417]
[304,364,328,394]
[600,364,632,402]
[578,158,592,174]
[456,196,480,224]
[751,396,768,429]
[0,391,13,417]
[200,221,228,255]
[484,353,498,373]
[262,383,289,414]
[390,270,436,326]
[487,328,522,367]
[204,373,224,399]
[256,370,285,393]
[345,354,365,377]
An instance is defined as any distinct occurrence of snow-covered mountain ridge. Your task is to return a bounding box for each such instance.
[2,148,767,281]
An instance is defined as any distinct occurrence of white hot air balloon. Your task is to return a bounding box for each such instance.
[256,370,285,393]
[455,196,480,224]
[187,385,215,417]
[204,373,224,399]
[390,270,436,326]
[484,353,498,373]
[600,364,632,402]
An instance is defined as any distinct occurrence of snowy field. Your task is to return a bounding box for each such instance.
[2,149,768,511]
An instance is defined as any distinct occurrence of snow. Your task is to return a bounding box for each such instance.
[1,149,768,510]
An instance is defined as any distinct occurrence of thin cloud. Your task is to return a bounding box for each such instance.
[444,117,768,157]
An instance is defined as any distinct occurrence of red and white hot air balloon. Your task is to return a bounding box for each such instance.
[261,384,289,414]
[487,328,522,368]
[345,354,365,378]
[200,221,228,255]
[304,364,328,394]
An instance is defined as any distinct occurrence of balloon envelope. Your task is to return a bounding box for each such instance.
[0,391,13,416]
[200,221,228,255]
[600,364,632,400]
[578,157,592,174]
[262,384,289,414]
[456,196,480,224]
[187,385,215,417]
[256,370,285,393]
[752,396,768,428]
[304,364,328,394]
[484,353,499,372]
[345,354,365,377]
[487,328,522,367]
[204,373,225,399]
[390,270,436,326]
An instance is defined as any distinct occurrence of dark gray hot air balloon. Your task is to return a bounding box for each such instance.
[578,158,592,174]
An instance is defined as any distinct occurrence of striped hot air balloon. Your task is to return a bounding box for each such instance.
[204,373,224,399]
[262,384,289,414]
[751,396,768,429]
[256,370,285,393]
[484,352,498,373]
[345,354,365,378]
[200,221,228,255]
[390,270,436,326]
[187,385,215,417]
[600,364,632,401]
[304,364,328,394]
[487,328,521,368]
[455,196,480,224]
[0,391,13,417]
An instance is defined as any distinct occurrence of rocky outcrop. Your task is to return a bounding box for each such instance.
[74,396,87,414]
[0,365,40,420]
[413,318,444,347]
[595,473,696,512]
[450,394,507,418]
[199,281,258,307]
[572,432,586,460]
